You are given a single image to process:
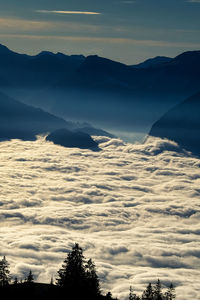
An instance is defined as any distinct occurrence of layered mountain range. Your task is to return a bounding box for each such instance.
[1,44,200,140]
[1,44,200,154]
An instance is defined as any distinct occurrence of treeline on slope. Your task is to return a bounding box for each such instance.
[0,243,176,300]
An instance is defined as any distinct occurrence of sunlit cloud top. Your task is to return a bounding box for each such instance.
[1,136,200,299]
[36,10,101,15]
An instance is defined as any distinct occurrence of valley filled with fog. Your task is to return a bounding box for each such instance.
[0,136,200,299]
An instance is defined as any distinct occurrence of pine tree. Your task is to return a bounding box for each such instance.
[0,256,10,286]
[164,283,176,300]
[27,270,34,283]
[13,277,19,285]
[142,283,153,300]
[129,286,134,300]
[129,285,140,300]
[56,243,103,298]
[85,258,101,296]
[56,243,87,296]
[106,291,113,299]
[153,279,163,300]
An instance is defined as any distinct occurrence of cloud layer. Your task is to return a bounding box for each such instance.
[36,10,101,15]
[0,136,200,299]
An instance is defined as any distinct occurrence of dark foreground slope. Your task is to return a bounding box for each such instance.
[149,92,200,156]
[0,283,115,300]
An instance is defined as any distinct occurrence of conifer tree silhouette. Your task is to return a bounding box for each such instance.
[56,243,101,298]
[0,256,10,286]
[85,258,101,296]
[142,283,154,300]
[153,279,163,300]
[56,243,86,289]
[27,270,34,283]
[164,283,176,300]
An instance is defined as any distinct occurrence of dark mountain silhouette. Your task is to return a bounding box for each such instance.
[149,92,200,156]
[0,44,85,71]
[46,128,99,150]
[132,56,172,69]
[1,44,200,140]
[0,44,85,87]
[56,50,200,95]
[0,44,199,95]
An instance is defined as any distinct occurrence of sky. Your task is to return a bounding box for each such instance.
[0,0,200,64]
[1,135,200,299]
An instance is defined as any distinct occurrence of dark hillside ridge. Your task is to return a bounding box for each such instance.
[0,44,200,94]
[149,92,200,156]
[132,56,172,69]
[0,283,115,300]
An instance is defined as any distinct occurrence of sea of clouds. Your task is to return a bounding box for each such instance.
[0,136,200,299]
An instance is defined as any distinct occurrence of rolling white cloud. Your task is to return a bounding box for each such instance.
[0,136,200,299]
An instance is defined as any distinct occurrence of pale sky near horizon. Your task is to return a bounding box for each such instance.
[0,0,200,64]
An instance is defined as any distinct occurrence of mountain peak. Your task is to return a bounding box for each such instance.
[133,56,172,69]
[0,44,13,53]
[85,55,125,66]
[37,51,55,57]
[80,55,127,73]
[173,50,200,64]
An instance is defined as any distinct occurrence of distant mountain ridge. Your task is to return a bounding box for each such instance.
[0,44,200,93]
[132,56,172,69]
[0,44,85,70]
[1,44,200,140]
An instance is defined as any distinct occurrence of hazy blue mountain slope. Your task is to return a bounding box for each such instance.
[0,92,69,140]
[0,91,113,142]
[21,51,200,140]
[149,92,200,156]
[1,44,200,141]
